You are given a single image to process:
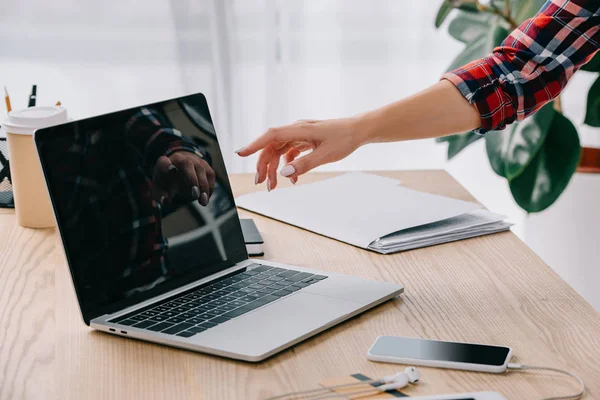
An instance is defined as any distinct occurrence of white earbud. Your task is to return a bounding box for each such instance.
[404,366,420,383]
[378,366,420,391]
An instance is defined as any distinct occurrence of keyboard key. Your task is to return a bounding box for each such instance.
[267,276,285,282]
[220,296,237,302]
[238,288,255,294]
[229,283,246,289]
[229,291,247,298]
[273,289,293,297]
[257,287,277,295]
[229,300,248,307]
[244,270,261,276]
[292,282,310,288]
[129,315,148,322]
[249,265,272,272]
[187,317,207,324]
[214,289,233,296]
[210,316,231,324]
[153,306,170,312]
[176,331,197,338]
[198,321,218,329]
[277,270,301,278]
[215,304,238,312]
[312,275,328,280]
[133,320,158,329]
[118,319,140,326]
[140,310,160,317]
[222,295,279,318]
[248,284,265,290]
[177,303,195,310]
[200,311,221,319]
[287,286,301,292]
[149,315,168,322]
[170,299,188,305]
[179,313,195,319]
[240,296,258,302]
[188,326,207,333]
[161,311,177,318]
[286,272,313,282]
[195,305,213,312]
[147,322,174,332]
[162,323,194,335]
[166,317,185,323]
[184,294,202,300]
[268,284,287,291]
[245,278,261,284]
[202,294,219,301]
[208,300,227,306]
[246,293,264,299]
[172,307,188,313]
[269,267,286,273]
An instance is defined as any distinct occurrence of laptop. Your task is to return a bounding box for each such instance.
[34,93,403,362]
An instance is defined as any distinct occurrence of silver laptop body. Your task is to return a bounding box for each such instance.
[35,93,403,362]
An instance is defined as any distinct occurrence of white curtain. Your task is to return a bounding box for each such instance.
[0,0,526,232]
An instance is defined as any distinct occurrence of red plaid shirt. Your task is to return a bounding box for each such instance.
[443,0,600,133]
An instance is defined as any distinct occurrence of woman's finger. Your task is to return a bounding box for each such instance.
[280,146,329,178]
[194,164,210,206]
[153,155,177,203]
[266,153,281,191]
[283,148,300,184]
[178,158,200,200]
[236,125,304,157]
[255,145,277,185]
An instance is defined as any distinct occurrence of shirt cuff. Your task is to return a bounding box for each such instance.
[442,57,514,134]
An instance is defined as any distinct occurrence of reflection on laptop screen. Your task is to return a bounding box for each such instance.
[36,94,247,321]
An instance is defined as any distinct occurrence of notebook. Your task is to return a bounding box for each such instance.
[235,172,511,254]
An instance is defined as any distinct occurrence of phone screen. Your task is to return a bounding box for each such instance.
[370,336,511,366]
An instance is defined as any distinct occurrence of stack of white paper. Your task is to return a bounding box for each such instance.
[235,172,512,254]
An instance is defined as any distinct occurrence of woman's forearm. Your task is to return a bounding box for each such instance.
[357,80,481,145]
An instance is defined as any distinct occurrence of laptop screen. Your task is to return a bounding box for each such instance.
[35,94,248,324]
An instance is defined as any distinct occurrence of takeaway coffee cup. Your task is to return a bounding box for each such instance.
[1,106,68,228]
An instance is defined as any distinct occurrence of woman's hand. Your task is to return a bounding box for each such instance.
[235,118,367,190]
[152,152,215,206]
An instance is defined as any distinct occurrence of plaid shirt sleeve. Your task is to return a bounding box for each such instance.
[443,0,600,134]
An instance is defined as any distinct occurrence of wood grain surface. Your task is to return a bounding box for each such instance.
[1,170,599,400]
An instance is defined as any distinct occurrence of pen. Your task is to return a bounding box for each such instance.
[4,86,12,113]
[28,85,37,107]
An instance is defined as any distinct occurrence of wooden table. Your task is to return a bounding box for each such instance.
[1,171,599,400]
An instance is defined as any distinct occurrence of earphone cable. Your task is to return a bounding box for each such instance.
[264,377,386,400]
[507,363,585,400]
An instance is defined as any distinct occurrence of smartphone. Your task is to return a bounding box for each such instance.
[367,336,513,373]
[410,392,507,400]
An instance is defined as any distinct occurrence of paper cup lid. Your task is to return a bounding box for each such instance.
[1,106,68,136]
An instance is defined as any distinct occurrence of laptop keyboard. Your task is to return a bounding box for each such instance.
[109,264,327,338]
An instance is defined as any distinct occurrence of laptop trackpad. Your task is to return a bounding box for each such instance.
[191,292,358,359]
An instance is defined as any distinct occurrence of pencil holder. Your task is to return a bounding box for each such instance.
[0,137,14,208]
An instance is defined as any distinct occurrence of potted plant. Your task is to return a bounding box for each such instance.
[435,0,600,213]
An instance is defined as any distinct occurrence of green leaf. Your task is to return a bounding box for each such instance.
[581,52,600,72]
[485,103,555,180]
[584,75,600,127]
[511,0,546,25]
[448,11,491,44]
[435,1,453,28]
[445,17,509,72]
[509,113,580,213]
[437,132,482,160]
[456,3,479,13]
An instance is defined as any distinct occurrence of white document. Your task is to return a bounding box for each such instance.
[235,172,483,249]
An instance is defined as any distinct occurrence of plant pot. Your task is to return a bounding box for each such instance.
[578,146,600,173]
